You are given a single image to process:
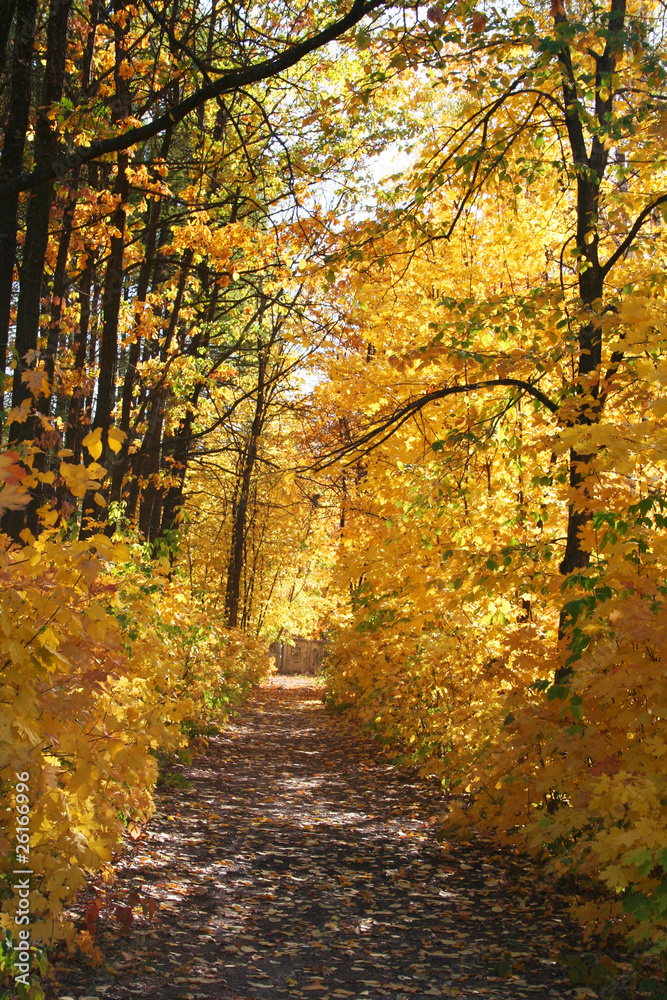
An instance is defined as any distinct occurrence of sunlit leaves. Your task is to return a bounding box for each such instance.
[0,492,271,961]
[316,0,667,955]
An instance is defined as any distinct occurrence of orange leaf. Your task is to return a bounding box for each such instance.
[115,904,133,931]
[0,482,30,513]
[0,450,25,484]
[84,899,102,924]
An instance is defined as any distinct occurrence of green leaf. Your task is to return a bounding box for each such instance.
[569,694,583,719]
[622,892,653,921]
[494,953,512,978]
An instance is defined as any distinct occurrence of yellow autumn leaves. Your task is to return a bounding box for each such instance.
[0,472,271,963]
[82,426,126,460]
[314,58,667,950]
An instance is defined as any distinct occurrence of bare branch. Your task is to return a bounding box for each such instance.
[602,192,667,276]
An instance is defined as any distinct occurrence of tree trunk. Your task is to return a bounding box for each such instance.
[64,254,94,462]
[556,0,625,578]
[78,156,128,537]
[119,127,173,438]
[225,337,267,628]
[78,0,132,536]
[9,0,73,422]
[135,250,193,540]
[2,0,71,540]
[0,0,38,378]
[0,0,17,75]
[40,167,81,417]
[158,272,218,535]
[91,152,129,446]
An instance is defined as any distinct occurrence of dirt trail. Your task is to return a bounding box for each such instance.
[50,677,593,1000]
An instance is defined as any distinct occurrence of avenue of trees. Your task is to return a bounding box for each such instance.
[1,0,666,986]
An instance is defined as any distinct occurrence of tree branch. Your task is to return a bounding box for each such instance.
[0,0,388,202]
[309,378,558,472]
[602,191,667,276]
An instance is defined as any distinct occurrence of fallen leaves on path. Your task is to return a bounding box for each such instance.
[48,677,627,1000]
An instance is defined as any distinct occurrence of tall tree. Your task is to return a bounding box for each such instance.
[0,0,38,375]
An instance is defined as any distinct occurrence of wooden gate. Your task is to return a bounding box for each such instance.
[270,639,327,675]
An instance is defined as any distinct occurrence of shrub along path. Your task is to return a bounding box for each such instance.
[49,676,623,1000]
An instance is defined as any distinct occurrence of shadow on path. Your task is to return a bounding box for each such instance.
[50,677,592,1000]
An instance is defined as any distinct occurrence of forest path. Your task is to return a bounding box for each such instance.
[51,677,597,1000]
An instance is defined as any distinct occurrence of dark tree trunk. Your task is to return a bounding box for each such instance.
[119,203,159,435]
[225,338,267,628]
[0,0,17,75]
[79,0,131,536]
[0,0,38,376]
[159,407,196,535]
[552,0,626,675]
[558,268,605,578]
[111,131,175,520]
[135,250,192,541]
[64,254,94,462]
[119,126,173,439]
[9,0,73,421]
[91,150,129,445]
[78,156,128,537]
[41,167,81,415]
[36,0,99,422]
[60,2,99,461]
[2,0,71,540]
[555,0,625,579]
[136,398,165,539]
[158,278,218,536]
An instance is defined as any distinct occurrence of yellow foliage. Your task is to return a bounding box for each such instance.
[0,467,271,958]
[317,104,667,952]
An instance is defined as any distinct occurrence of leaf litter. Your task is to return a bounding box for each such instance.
[47,676,630,1000]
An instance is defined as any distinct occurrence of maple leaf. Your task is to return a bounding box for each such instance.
[0,482,30,513]
[21,368,50,397]
[0,450,26,484]
[6,398,31,424]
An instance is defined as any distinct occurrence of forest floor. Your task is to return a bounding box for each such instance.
[47,676,635,1000]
